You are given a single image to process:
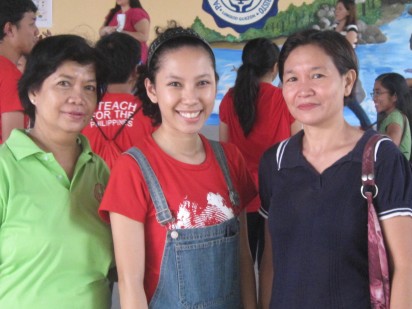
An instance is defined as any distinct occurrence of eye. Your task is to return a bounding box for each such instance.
[198,80,211,86]
[312,73,324,79]
[168,81,181,87]
[57,80,70,87]
[285,76,297,83]
[85,84,97,92]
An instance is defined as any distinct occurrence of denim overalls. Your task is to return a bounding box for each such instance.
[127,140,242,309]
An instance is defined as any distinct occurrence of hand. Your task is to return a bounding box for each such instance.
[101,26,116,36]
[38,29,52,40]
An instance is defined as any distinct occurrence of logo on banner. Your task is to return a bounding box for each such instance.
[202,0,278,33]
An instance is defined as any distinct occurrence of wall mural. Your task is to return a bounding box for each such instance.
[191,0,412,126]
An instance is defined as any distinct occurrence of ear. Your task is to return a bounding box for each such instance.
[272,63,279,80]
[144,78,158,104]
[3,22,14,37]
[28,89,38,106]
[343,69,357,97]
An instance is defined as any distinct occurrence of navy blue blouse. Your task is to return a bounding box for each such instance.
[259,129,412,309]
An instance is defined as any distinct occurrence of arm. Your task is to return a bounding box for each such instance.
[2,111,25,141]
[122,19,150,43]
[239,210,257,309]
[258,221,273,309]
[99,23,116,37]
[381,216,412,308]
[219,121,229,142]
[385,122,403,146]
[345,30,358,47]
[110,212,148,309]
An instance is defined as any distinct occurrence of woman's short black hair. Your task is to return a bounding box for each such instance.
[18,34,106,123]
[279,29,358,102]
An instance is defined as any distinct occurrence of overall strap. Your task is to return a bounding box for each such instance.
[208,140,240,207]
[125,147,174,226]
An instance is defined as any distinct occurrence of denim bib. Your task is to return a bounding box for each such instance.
[127,141,242,308]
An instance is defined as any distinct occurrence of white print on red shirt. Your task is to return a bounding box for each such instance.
[174,192,235,229]
[90,100,139,128]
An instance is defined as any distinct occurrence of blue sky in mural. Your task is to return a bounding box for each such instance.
[207,5,412,126]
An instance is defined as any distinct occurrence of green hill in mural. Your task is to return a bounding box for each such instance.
[191,0,382,42]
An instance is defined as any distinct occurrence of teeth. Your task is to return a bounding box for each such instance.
[179,111,200,119]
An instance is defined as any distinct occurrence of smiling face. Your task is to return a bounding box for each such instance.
[145,46,217,136]
[335,2,349,23]
[282,44,355,127]
[29,61,98,136]
[373,80,397,114]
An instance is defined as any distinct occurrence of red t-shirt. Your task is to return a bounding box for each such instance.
[107,8,150,62]
[219,82,295,212]
[82,93,155,169]
[0,56,24,143]
[99,134,256,302]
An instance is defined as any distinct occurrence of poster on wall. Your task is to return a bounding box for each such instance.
[202,0,279,33]
[33,0,52,28]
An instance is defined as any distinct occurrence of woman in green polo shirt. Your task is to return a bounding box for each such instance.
[373,73,412,160]
[0,35,114,309]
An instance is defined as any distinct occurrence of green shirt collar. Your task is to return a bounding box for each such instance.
[5,129,95,162]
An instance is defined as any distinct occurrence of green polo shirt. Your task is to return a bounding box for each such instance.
[379,108,411,160]
[0,130,113,309]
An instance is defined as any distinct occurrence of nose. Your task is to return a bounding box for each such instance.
[68,85,87,105]
[181,85,199,104]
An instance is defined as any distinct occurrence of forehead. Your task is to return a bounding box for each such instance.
[285,44,333,68]
[51,61,96,77]
[156,45,215,72]
[19,11,37,23]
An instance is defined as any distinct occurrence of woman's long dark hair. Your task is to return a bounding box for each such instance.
[376,73,412,133]
[104,0,143,26]
[233,38,280,136]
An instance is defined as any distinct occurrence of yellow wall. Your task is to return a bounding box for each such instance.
[45,0,302,42]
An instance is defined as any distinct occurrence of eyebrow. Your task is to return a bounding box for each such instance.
[165,73,213,80]
[284,66,326,75]
[57,74,96,83]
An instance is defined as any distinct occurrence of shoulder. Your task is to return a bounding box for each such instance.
[219,88,234,114]
[384,109,403,124]
[346,23,358,32]
[128,8,150,19]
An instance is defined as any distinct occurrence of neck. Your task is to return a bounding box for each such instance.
[0,44,21,65]
[120,4,130,12]
[259,72,275,84]
[302,118,360,151]
[152,127,205,164]
[107,82,134,94]
[28,125,81,179]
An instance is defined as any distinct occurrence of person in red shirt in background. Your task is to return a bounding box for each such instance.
[99,0,150,63]
[82,32,155,169]
[219,38,299,267]
[0,0,38,143]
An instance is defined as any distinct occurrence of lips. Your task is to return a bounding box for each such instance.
[297,103,319,111]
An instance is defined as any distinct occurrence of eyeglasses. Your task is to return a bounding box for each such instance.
[370,91,390,97]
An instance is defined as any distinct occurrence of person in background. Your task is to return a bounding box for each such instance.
[99,0,150,63]
[374,72,412,160]
[259,29,412,308]
[219,38,297,267]
[0,0,38,143]
[82,32,155,169]
[333,0,371,129]
[99,24,257,308]
[0,35,114,308]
